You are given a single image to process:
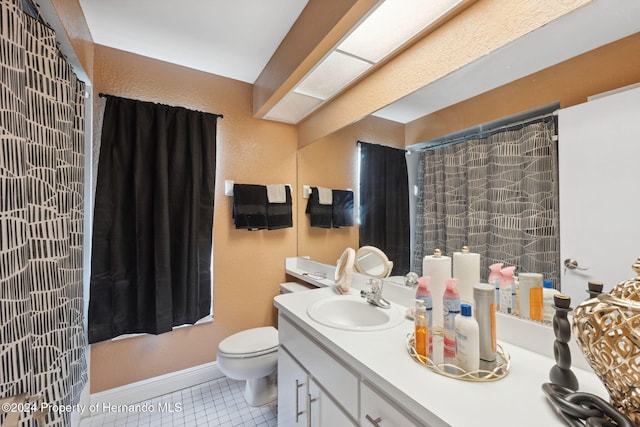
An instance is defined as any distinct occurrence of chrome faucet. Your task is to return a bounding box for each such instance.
[360,278,391,309]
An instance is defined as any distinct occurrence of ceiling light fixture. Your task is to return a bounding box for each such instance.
[264,0,467,124]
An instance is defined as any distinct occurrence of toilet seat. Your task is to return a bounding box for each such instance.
[218,326,278,359]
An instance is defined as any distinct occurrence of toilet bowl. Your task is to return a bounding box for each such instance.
[216,326,278,407]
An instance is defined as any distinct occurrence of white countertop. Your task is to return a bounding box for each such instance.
[278,258,608,427]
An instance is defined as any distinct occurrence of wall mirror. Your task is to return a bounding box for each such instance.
[296,0,640,302]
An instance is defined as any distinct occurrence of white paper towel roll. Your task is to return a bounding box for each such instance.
[422,252,451,330]
[453,249,480,306]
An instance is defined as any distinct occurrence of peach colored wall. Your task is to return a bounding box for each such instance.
[406,33,640,145]
[297,115,404,264]
[89,45,298,392]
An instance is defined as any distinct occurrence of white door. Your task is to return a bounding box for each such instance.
[558,85,640,306]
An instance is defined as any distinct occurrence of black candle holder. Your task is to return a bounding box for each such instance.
[548,294,579,391]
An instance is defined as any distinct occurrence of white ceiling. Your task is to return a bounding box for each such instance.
[79,0,308,84]
[76,0,640,125]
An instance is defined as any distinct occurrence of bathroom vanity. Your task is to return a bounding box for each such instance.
[275,257,607,426]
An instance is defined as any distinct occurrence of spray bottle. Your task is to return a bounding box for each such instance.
[443,278,460,368]
[488,262,504,308]
[416,276,433,355]
[499,266,516,314]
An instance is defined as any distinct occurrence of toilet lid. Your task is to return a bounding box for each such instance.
[218,326,278,356]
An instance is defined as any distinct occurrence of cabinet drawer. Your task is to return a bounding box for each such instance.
[279,316,359,418]
[361,382,424,427]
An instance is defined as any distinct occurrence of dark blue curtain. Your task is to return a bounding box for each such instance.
[359,142,410,276]
[89,96,219,343]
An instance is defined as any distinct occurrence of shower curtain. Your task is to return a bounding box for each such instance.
[0,1,88,426]
[412,119,559,285]
[359,142,410,276]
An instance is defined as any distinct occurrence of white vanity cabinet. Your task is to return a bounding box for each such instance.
[277,347,309,426]
[278,315,358,426]
[308,378,357,426]
[360,382,421,426]
[278,337,357,426]
[278,314,424,427]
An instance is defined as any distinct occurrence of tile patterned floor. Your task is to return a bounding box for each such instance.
[80,377,277,427]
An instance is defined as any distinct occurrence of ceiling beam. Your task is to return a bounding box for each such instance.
[252,0,380,119]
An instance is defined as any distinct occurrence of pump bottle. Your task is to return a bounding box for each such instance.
[455,303,480,373]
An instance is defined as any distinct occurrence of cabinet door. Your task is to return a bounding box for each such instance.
[308,379,357,427]
[361,382,422,427]
[278,347,308,426]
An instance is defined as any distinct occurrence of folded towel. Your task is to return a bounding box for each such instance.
[317,187,333,205]
[305,187,332,228]
[233,184,268,230]
[266,184,287,203]
[332,189,354,228]
[266,185,293,230]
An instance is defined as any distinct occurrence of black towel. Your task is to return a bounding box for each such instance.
[233,184,268,230]
[305,187,332,228]
[266,186,293,230]
[332,189,354,227]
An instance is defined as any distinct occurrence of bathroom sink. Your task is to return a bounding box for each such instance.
[306,295,405,331]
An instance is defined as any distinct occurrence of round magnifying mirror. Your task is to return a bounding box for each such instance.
[354,246,393,279]
[335,247,356,294]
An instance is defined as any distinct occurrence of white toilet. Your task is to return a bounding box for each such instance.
[216,326,279,407]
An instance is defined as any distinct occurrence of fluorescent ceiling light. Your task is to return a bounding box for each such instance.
[264,92,323,123]
[338,0,464,63]
[268,0,467,123]
[294,51,372,100]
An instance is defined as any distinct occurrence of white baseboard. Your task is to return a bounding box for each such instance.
[86,362,223,416]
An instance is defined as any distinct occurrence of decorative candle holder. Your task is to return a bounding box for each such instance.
[548,294,579,391]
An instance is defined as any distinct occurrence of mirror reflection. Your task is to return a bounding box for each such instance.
[297,27,640,296]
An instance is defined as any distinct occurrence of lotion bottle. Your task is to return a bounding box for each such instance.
[416,277,433,355]
[443,278,460,367]
[414,300,429,360]
[455,303,480,374]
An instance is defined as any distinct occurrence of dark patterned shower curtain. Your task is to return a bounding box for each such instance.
[412,119,560,285]
[0,1,87,426]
